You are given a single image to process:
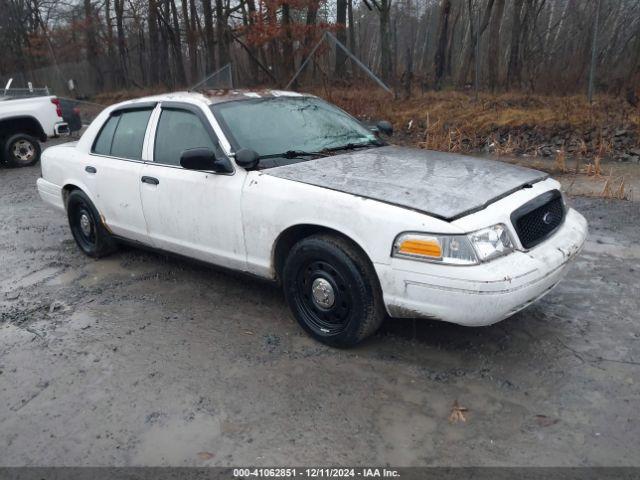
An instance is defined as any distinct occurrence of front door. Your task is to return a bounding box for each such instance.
[139,103,246,271]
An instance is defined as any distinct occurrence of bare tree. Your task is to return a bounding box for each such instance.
[506,0,524,88]
[335,0,348,76]
[434,0,451,89]
[486,0,505,89]
[457,0,494,86]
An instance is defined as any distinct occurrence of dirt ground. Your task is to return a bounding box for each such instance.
[1,151,639,467]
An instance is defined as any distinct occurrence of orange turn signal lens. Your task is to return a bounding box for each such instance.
[397,238,442,258]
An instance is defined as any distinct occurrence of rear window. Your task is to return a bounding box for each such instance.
[92,109,152,160]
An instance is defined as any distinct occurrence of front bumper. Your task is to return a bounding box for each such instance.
[376,208,588,326]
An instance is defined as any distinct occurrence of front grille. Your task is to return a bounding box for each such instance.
[511,190,565,249]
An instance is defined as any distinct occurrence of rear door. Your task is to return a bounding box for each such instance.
[84,104,155,243]
[139,102,246,270]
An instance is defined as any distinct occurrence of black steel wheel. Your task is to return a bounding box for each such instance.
[66,190,117,258]
[283,234,385,347]
[3,134,42,167]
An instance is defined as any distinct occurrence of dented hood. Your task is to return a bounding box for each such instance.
[264,146,548,221]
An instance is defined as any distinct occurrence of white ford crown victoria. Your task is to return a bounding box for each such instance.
[37,90,587,347]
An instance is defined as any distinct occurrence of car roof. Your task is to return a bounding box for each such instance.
[115,89,312,109]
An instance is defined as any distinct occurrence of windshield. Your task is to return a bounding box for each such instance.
[211,96,378,165]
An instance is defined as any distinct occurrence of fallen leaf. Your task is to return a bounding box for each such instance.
[535,415,559,427]
[448,400,468,423]
[197,451,215,460]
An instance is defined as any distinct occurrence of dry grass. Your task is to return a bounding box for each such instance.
[555,148,567,173]
[601,173,632,200]
[315,87,640,159]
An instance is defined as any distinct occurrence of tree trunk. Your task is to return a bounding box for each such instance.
[506,0,524,89]
[158,0,172,86]
[84,0,103,90]
[419,7,433,74]
[168,0,187,85]
[379,0,393,82]
[138,24,147,86]
[215,0,230,68]
[202,0,215,73]
[445,1,460,79]
[433,0,451,89]
[189,0,199,80]
[179,0,192,79]
[293,1,319,88]
[335,0,347,76]
[281,3,296,81]
[113,0,129,87]
[148,0,160,85]
[402,46,413,99]
[304,1,318,52]
[487,0,505,90]
[180,0,197,83]
[457,0,494,86]
[347,0,356,57]
[241,0,259,83]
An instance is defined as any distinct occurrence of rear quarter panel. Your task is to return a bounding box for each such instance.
[39,105,115,207]
[41,143,98,207]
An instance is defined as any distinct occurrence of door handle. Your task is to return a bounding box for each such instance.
[85,166,97,174]
[141,176,159,185]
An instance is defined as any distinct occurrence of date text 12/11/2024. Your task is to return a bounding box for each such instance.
[233,468,401,478]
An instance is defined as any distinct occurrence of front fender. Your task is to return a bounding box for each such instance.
[241,172,456,279]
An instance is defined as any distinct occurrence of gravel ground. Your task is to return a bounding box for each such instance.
[0,156,639,467]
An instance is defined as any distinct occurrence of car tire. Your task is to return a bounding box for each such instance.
[66,190,118,258]
[3,134,42,167]
[282,234,385,347]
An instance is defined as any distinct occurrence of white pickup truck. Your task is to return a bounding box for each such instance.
[0,95,69,167]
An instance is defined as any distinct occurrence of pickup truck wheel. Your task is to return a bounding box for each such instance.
[67,190,117,258]
[3,134,42,167]
[283,234,385,347]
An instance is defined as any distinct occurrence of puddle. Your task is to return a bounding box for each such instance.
[132,413,222,465]
[46,269,85,286]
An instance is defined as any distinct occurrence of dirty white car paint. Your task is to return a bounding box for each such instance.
[37,90,588,344]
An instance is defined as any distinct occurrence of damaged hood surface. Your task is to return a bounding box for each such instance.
[264,146,548,221]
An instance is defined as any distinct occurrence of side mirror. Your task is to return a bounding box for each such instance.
[180,148,233,174]
[235,148,260,170]
[376,120,394,136]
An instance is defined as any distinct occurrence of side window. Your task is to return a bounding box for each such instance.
[110,109,153,160]
[154,109,216,166]
[92,115,119,155]
[92,108,152,160]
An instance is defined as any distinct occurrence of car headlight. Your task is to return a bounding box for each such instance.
[392,233,478,265]
[392,224,514,265]
[467,224,514,262]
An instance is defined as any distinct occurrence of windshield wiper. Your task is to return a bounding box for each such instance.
[258,139,383,162]
[322,139,385,154]
[258,150,330,160]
